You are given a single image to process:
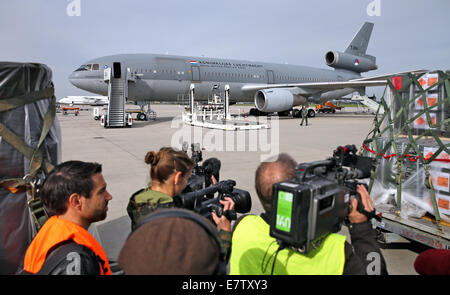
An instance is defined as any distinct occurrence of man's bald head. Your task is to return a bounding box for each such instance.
[255,154,297,212]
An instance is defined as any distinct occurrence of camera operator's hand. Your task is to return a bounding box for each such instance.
[348,184,374,224]
[211,197,235,232]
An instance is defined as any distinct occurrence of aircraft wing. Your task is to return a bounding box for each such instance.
[241,80,387,92]
[350,69,428,82]
[241,69,428,93]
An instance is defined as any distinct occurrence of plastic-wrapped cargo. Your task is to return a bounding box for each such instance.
[0,62,61,274]
[390,71,449,138]
[363,70,450,223]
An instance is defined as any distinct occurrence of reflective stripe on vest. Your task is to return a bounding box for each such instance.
[24,216,112,275]
[229,215,346,275]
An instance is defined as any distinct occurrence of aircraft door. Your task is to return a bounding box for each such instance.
[267,70,275,84]
[191,66,200,81]
[113,62,121,79]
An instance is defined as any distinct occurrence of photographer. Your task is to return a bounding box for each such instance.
[229,153,387,275]
[127,147,235,256]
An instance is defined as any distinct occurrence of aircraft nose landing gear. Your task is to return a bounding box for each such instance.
[137,112,147,121]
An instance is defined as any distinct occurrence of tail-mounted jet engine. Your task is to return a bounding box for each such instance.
[325,51,377,73]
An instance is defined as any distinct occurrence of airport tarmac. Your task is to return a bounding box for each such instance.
[57,104,425,275]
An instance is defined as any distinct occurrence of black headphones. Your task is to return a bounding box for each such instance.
[133,208,227,275]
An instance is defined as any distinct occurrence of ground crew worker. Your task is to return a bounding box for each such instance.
[20,161,113,275]
[127,147,235,258]
[300,105,308,126]
[229,153,388,275]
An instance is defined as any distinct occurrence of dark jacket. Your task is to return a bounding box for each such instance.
[342,220,388,275]
[18,240,102,275]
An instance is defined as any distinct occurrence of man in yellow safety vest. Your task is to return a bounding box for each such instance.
[229,153,387,275]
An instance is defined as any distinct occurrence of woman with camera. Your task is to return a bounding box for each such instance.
[127,146,234,236]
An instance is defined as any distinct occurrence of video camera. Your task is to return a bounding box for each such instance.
[181,142,221,193]
[174,179,252,221]
[176,142,252,220]
[270,145,380,254]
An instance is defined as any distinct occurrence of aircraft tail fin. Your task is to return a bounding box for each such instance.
[345,22,374,56]
[325,22,377,73]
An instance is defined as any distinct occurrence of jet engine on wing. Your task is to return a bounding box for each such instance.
[325,51,377,73]
[254,89,294,112]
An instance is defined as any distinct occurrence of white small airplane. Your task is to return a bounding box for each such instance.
[58,96,109,106]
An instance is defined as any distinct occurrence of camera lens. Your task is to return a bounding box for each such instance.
[230,188,252,213]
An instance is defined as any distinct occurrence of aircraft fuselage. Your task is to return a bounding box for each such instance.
[69,53,361,105]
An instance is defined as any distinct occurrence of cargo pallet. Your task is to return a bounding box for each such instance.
[363,70,450,250]
[374,212,450,249]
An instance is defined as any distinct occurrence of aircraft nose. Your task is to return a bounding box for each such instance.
[68,71,83,88]
[68,72,75,84]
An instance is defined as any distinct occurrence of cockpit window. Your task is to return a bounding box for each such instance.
[75,64,89,71]
[75,63,99,71]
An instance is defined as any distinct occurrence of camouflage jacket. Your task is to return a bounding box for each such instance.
[127,188,175,230]
[126,188,232,261]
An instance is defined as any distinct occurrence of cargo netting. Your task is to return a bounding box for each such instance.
[361,70,450,228]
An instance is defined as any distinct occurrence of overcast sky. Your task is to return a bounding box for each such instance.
[1,0,449,99]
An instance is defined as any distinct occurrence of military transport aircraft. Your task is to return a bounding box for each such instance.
[68,22,420,116]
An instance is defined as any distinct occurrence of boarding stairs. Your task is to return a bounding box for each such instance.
[103,64,135,127]
[108,78,126,126]
[351,94,384,114]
